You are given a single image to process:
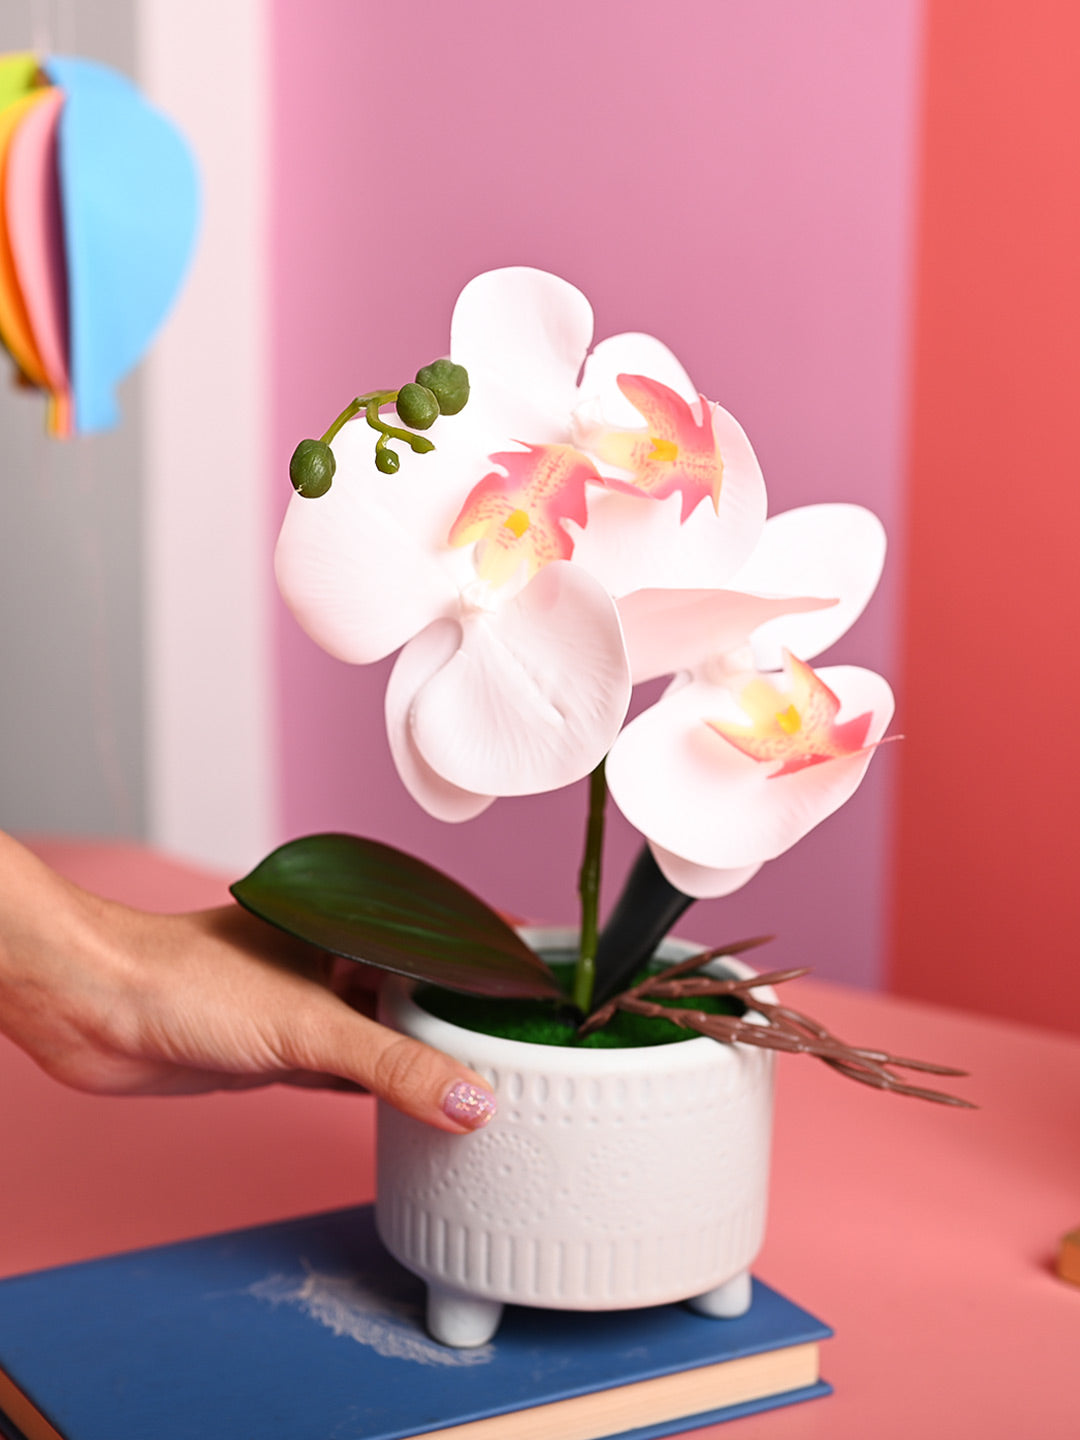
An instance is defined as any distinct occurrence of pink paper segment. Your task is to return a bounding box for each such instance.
[5,85,70,433]
[0,88,53,389]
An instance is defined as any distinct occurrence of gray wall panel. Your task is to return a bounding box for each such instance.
[0,2,146,838]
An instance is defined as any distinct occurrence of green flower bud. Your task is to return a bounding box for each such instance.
[375,445,400,474]
[396,382,440,430]
[415,358,470,416]
[289,438,336,498]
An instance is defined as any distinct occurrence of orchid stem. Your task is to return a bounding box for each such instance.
[320,390,433,455]
[573,758,608,1014]
[320,391,388,446]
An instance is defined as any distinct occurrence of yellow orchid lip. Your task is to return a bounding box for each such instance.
[502,507,531,539]
[775,703,802,736]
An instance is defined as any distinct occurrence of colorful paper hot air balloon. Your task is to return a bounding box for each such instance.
[0,51,198,435]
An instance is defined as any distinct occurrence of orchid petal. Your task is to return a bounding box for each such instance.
[649,844,763,900]
[275,389,539,664]
[577,331,698,426]
[606,666,894,869]
[274,443,459,663]
[385,619,495,822]
[408,562,631,797]
[618,588,837,685]
[450,267,592,438]
[727,504,886,667]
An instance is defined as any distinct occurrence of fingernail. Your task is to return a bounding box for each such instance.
[442,1080,497,1130]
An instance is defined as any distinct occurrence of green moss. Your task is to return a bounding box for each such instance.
[415,958,742,1049]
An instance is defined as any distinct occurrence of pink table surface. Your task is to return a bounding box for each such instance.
[2,839,1078,1439]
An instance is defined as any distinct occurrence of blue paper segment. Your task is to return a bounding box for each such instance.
[42,56,198,432]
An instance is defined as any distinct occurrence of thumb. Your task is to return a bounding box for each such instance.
[275,993,497,1134]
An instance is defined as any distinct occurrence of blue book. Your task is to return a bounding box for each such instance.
[0,1206,830,1440]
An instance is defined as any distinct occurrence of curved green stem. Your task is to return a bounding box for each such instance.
[572,758,608,1014]
[364,396,434,454]
[319,391,388,446]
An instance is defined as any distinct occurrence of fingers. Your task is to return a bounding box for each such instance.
[326,956,380,1019]
[35,898,498,1129]
[272,994,497,1134]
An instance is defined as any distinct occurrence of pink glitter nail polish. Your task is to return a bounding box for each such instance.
[442,1080,497,1129]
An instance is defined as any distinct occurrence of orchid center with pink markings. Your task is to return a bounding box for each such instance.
[447,442,599,589]
[588,373,725,522]
[706,650,875,777]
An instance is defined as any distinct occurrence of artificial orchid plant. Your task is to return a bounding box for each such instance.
[233,268,965,1105]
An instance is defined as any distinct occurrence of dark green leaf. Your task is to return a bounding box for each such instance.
[231,833,562,1000]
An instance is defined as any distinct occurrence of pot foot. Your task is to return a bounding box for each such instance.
[426,1283,503,1347]
[687,1269,752,1318]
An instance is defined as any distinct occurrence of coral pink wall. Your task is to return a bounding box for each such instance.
[269,1,922,987]
[892,0,1080,1033]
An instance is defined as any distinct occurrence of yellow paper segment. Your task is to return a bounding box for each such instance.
[0,52,40,111]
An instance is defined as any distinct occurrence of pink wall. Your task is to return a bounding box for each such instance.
[269,0,922,987]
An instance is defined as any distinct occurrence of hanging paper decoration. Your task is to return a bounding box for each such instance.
[0,52,198,435]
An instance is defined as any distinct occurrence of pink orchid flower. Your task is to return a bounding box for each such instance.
[274,268,767,821]
[606,504,895,897]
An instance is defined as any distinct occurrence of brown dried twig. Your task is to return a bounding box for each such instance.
[578,945,974,1108]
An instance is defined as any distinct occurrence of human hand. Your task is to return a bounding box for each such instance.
[0,834,496,1133]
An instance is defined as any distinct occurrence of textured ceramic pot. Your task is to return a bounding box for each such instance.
[376,928,776,1346]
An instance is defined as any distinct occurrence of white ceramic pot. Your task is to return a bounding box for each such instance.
[376,928,776,1346]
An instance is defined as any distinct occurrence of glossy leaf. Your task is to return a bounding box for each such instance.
[231,833,562,1000]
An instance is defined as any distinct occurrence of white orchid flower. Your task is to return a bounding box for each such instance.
[606,504,895,897]
[275,268,768,821]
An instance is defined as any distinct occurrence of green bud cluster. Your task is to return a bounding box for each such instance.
[289,358,470,498]
[415,358,470,415]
